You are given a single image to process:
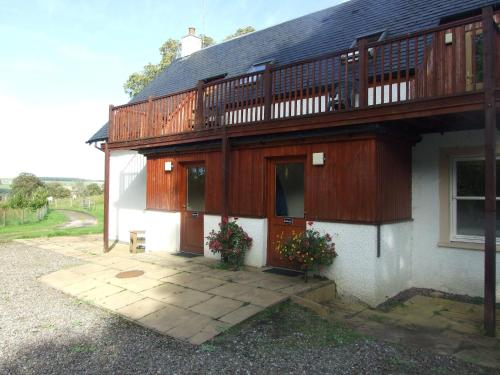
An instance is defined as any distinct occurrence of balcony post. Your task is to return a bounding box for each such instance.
[195,80,205,128]
[221,129,230,222]
[482,6,497,337]
[108,104,114,143]
[358,39,368,109]
[146,96,153,138]
[263,64,273,121]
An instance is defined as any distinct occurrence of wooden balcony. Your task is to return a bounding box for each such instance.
[108,13,500,149]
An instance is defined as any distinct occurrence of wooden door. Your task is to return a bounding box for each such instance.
[180,164,205,254]
[267,157,306,268]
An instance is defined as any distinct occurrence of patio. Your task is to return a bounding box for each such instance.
[22,235,330,345]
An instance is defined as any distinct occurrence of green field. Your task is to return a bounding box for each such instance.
[0,195,103,243]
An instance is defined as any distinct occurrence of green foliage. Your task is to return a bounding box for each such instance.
[124,38,179,98]
[11,173,44,197]
[84,183,102,196]
[206,218,253,270]
[30,187,48,209]
[201,34,214,47]
[7,191,30,209]
[123,26,254,98]
[276,222,337,276]
[73,181,86,197]
[46,182,71,198]
[0,195,104,242]
[223,26,255,41]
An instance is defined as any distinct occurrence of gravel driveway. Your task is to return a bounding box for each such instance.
[1,241,498,375]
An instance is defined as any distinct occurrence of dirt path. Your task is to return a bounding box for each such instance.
[57,210,97,229]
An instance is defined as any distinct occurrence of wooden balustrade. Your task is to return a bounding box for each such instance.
[109,13,495,144]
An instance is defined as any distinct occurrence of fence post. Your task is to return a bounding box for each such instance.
[263,64,273,121]
[358,39,368,109]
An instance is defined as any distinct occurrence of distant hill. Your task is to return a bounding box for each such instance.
[0,177,103,188]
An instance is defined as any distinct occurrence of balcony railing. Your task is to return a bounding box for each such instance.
[109,13,496,144]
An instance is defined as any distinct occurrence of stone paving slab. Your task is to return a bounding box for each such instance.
[219,304,264,325]
[117,298,168,320]
[32,235,329,345]
[189,295,243,319]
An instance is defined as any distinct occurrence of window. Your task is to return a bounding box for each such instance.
[343,30,387,63]
[275,163,304,218]
[186,166,205,212]
[450,157,500,242]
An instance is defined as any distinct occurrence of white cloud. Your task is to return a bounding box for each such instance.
[0,92,106,180]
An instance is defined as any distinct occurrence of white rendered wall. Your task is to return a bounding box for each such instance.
[411,130,500,298]
[109,150,146,243]
[144,210,180,253]
[313,221,412,306]
[203,215,268,268]
[203,215,221,261]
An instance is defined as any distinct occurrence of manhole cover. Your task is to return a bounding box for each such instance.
[115,270,144,278]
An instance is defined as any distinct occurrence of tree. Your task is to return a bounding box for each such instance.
[201,34,214,47]
[73,181,86,197]
[46,182,70,198]
[30,187,49,210]
[8,191,30,209]
[85,183,102,196]
[223,26,255,41]
[124,39,180,98]
[11,173,44,198]
[123,27,254,98]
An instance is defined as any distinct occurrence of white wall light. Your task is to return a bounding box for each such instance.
[312,152,325,166]
[164,161,173,171]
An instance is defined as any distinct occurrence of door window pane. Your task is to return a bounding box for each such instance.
[275,163,304,218]
[187,166,205,211]
[456,200,500,237]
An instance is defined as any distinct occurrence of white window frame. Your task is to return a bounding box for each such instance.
[450,156,499,243]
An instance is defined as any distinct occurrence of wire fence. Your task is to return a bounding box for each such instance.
[48,196,100,212]
[0,204,48,226]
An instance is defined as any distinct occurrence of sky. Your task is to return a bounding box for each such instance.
[0,0,346,180]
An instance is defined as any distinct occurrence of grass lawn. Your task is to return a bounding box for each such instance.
[0,195,103,243]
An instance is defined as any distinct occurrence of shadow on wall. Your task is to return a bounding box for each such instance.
[113,153,147,240]
[374,223,413,304]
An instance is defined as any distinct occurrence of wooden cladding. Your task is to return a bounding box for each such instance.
[146,151,222,214]
[109,13,499,145]
[146,135,412,224]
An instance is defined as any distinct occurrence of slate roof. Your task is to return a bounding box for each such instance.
[87,0,499,143]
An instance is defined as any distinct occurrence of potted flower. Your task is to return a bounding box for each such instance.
[276,221,337,281]
[206,218,253,270]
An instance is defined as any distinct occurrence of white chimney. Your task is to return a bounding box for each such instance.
[180,27,202,58]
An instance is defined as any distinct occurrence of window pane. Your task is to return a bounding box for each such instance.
[456,159,500,197]
[187,166,205,211]
[456,200,500,237]
[275,163,304,218]
[456,160,484,196]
